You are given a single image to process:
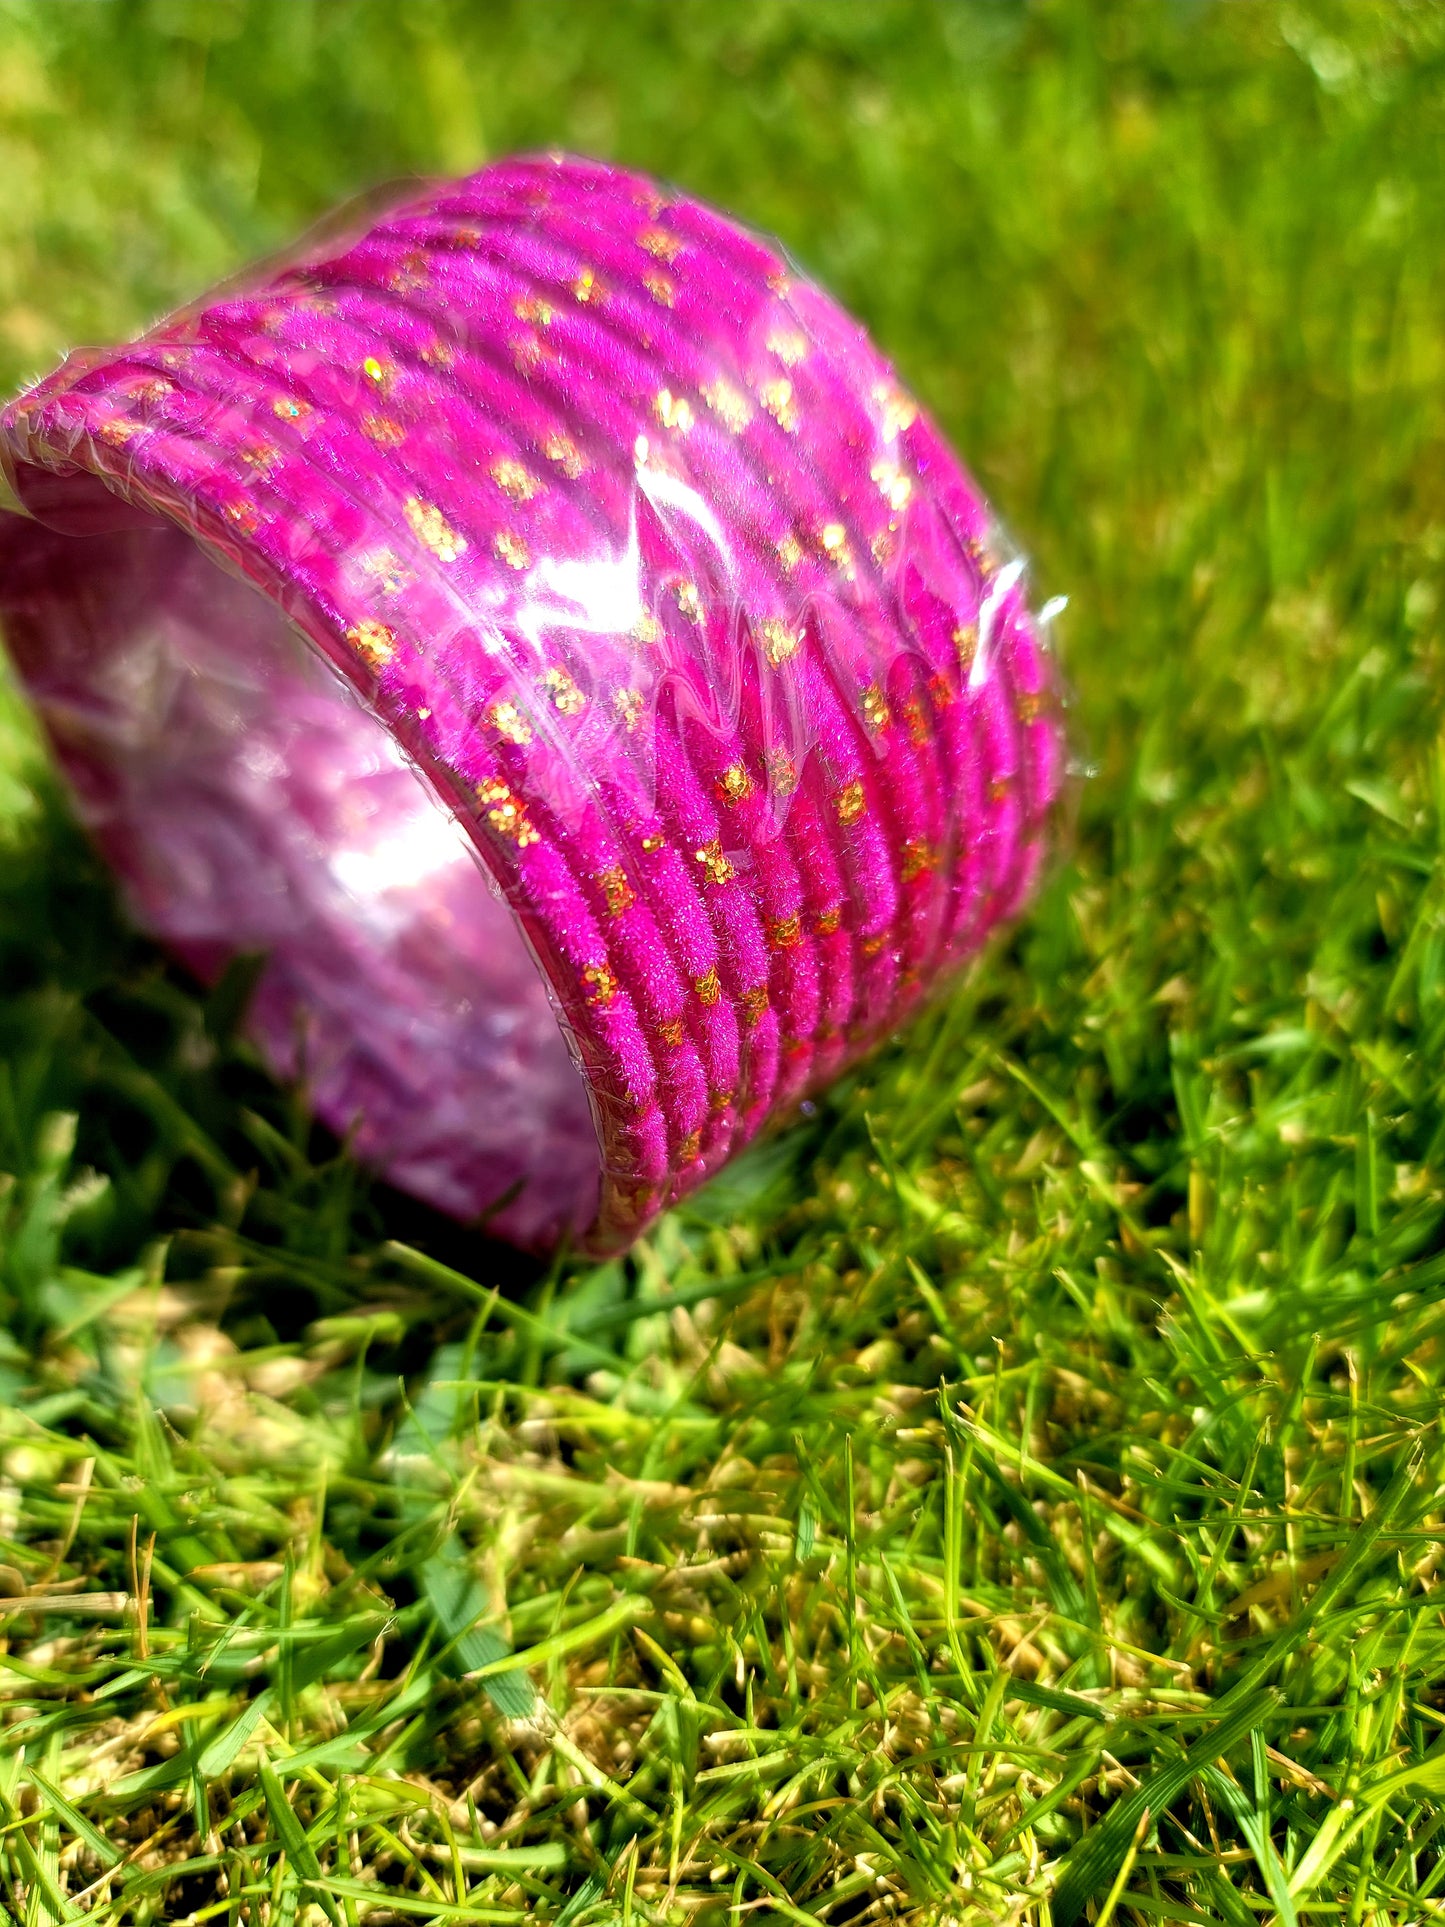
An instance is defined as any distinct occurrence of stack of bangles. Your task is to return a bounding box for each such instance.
[0,153,1066,1255]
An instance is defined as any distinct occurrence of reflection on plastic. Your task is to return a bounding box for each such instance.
[0,153,1068,1253]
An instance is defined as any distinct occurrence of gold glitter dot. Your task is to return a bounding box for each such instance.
[543,431,586,479]
[404,496,467,562]
[709,1087,734,1115]
[477,777,539,847]
[700,378,752,432]
[573,265,601,304]
[362,413,406,447]
[740,986,769,1027]
[510,333,549,375]
[766,746,799,796]
[614,687,645,732]
[694,840,736,887]
[694,968,722,1006]
[862,684,891,734]
[1017,690,1044,724]
[675,581,705,626]
[902,695,930,746]
[862,933,888,958]
[451,224,482,248]
[767,268,792,297]
[659,1017,686,1048]
[419,338,454,369]
[488,699,533,745]
[653,389,694,434]
[871,527,898,567]
[131,375,174,405]
[820,523,855,575]
[835,778,867,825]
[776,532,804,573]
[241,443,280,475]
[766,325,808,367]
[345,619,397,667]
[815,905,843,937]
[223,500,259,532]
[637,225,683,263]
[97,417,138,448]
[953,621,979,672]
[988,776,1011,804]
[902,838,939,881]
[513,294,556,327]
[389,250,430,293]
[542,665,585,714]
[362,356,394,392]
[870,459,913,511]
[494,529,531,571]
[782,1036,809,1059]
[597,865,635,918]
[716,762,752,805]
[760,617,802,667]
[758,378,798,432]
[767,913,802,951]
[490,456,542,502]
[642,270,674,307]
[272,395,311,423]
[873,381,919,438]
[629,612,664,647]
[583,961,619,1008]
[928,672,957,710]
[678,1128,703,1164]
[640,830,665,853]
[362,547,413,597]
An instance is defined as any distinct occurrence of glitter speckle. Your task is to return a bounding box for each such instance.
[766,325,808,367]
[637,225,683,263]
[241,443,280,475]
[820,524,855,575]
[873,381,919,438]
[758,378,798,432]
[678,1128,703,1164]
[902,695,930,746]
[642,270,675,307]
[490,457,542,502]
[953,621,979,672]
[709,1087,734,1115]
[488,699,533,745]
[640,830,665,853]
[573,265,602,304]
[870,459,913,511]
[1017,691,1044,724]
[700,378,752,431]
[815,905,843,936]
[902,838,939,881]
[513,294,556,327]
[835,778,867,825]
[362,413,406,447]
[510,333,550,375]
[629,612,664,647]
[694,840,736,887]
[223,500,259,532]
[694,969,722,1006]
[542,665,585,714]
[614,687,645,732]
[583,961,619,1008]
[766,746,799,796]
[362,548,413,597]
[346,619,397,667]
[653,389,694,434]
[543,431,586,479]
[362,356,394,392]
[404,496,467,562]
[760,617,802,667]
[862,684,891,734]
[717,762,752,805]
[776,532,804,573]
[740,986,769,1027]
[494,529,531,571]
[597,865,635,918]
[660,1017,686,1048]
[767,913,802,951]
[477,777,539,847]
[675,581,705,626]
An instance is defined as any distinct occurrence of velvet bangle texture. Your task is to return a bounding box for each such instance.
[0,153,1067,1254]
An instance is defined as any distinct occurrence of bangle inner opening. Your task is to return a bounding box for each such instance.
[0,484,603,1249]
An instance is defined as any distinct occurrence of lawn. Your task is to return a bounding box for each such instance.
[2,1,1444,1921]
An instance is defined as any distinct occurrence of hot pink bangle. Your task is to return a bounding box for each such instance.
[0,154,1065,1255]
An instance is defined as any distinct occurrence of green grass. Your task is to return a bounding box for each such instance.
[2,0,1445,1919]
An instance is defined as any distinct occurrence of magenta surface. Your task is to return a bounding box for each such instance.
[0,153,1065,1252]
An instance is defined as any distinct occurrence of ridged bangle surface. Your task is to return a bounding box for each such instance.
[0,154,1065,1253]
